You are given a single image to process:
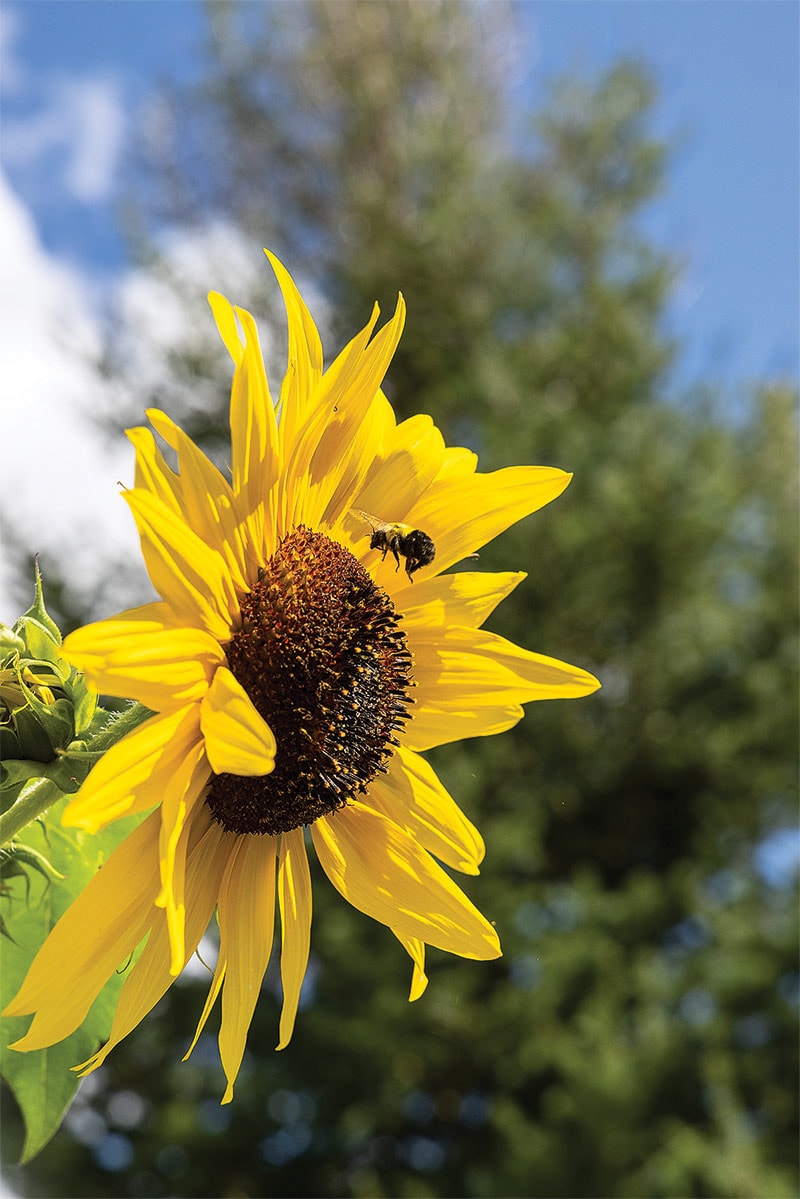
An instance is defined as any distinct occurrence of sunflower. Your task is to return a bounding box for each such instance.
[4,252,599,1102]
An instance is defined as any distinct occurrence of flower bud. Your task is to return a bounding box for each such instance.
[0,564,97,767]
[0,657,75,762]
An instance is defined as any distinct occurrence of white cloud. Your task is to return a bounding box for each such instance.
[107,220,283,430]
[0,4,26,95]
[60,76,125,203]
[0,175,304,627]
[0,172,145,624]
[2,73,125,205]
[1,7,125,207]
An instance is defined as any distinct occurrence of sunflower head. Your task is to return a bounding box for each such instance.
[3,251,599,1103]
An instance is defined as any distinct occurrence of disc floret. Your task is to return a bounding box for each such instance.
[206,527,413,835]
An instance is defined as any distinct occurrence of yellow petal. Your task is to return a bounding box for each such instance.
[218,834,277,1103]
[301,297,407,528]
[228,305,281,563]
[184,957,226,1064]
[357,412,446,521]
[392,931,429,1002]
[200,665,276,776]
[124,488,238,642]
[184,823,233,1063]
[410,624,601,709]
[127,425,183,516]
[3,811,162,1045]
[311,802,500,961]
[69,598,182,629]
[403,703,525,752]
[366,746,484,875]
[63,706,203,832]
[319,392,392,533]
[336,409,447,558]
[405,624,600,749]
[209,290,245,366]
[403,619,600,751]
[399,571,527,631]
[283,302,381,527]
[63,612,225,711]
[146,408,250,593]
[390,464,574,590]
[438,444,479,479]
[154,739,210,974]
[76,810,232,1075]
[264,249,323,457]
[276,828,312,1050]
[337,295,405,414]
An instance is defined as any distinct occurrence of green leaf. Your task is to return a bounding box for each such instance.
[0,797,145,1161]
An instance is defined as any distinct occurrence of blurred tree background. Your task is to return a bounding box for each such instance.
[2,2,797,1197]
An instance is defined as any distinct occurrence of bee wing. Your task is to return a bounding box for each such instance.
[352,508,384,532]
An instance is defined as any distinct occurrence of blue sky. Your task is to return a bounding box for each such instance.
[525,1,799,390]
[2,0,798,397]
[0,0,798,624]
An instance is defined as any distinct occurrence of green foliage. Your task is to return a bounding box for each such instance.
[1,569,155,1161]
[1,803,143,1163]
[4,2,796,1197]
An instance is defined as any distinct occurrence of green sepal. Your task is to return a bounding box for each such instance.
[19,620,62,667]
[0,626,26,658]
[14,561,62,646]
[1,711,55,765]
[1,686,76,764]
[69,669,98,739]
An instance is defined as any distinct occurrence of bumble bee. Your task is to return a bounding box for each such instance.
[354,510,436,582]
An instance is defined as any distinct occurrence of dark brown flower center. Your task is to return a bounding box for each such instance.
[205,526,413,836]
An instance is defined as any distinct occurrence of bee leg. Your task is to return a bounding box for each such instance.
[391,546,402,572]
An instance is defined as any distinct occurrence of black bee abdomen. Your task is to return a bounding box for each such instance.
[402,530,436,575]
